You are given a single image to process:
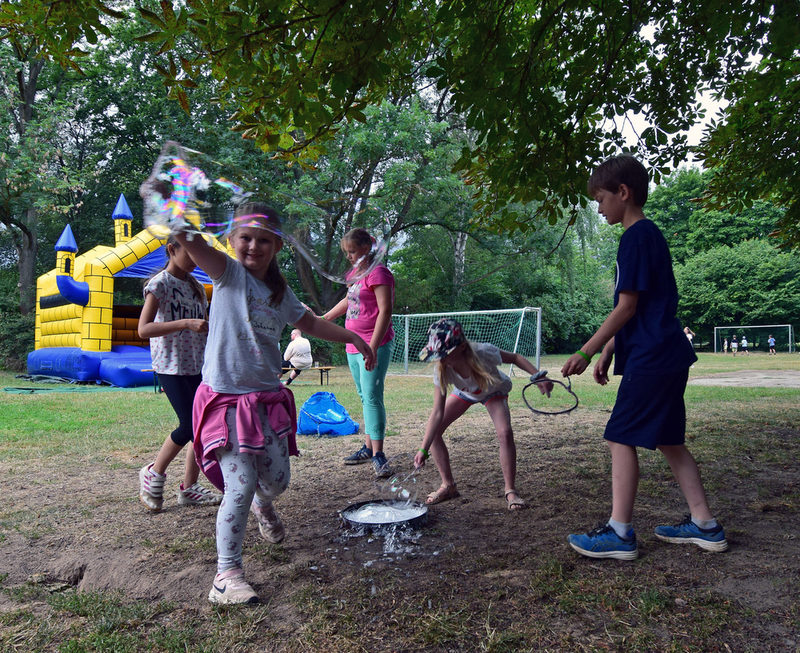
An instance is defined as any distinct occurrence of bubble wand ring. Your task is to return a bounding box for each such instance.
[522,371,579,415]
[140,140,390,284]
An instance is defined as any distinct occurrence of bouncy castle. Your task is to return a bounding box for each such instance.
[27,194,222,386]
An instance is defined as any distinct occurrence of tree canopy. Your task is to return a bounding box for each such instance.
[3,1,798,242]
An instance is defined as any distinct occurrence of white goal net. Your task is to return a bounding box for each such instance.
[390,307,542,375]
[713,324,795,353]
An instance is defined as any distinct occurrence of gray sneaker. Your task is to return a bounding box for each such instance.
[372,452,392,479]
[343,444,372,465]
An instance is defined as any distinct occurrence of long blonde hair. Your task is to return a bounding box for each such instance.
[433,341,499,396]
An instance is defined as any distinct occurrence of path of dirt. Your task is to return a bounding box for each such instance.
[1,384,798,650]
[688,370,800,387]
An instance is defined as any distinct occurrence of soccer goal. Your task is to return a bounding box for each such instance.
[390,307,542,375]
[713,324,795,353]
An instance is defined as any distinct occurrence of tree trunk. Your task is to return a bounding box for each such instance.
[16,208,38,315]
[452,231,467,303]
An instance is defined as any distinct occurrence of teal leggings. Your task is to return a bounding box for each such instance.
[347,340,393,441]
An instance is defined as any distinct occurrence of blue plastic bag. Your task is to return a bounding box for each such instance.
[297,392,359,436]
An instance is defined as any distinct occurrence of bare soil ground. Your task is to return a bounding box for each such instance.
[0,369,798,651]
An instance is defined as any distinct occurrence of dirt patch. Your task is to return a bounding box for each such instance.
[689,370,800,387]
[1,402,798,650]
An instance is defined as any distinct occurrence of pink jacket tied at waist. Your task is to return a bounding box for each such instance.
[192,383,299,492]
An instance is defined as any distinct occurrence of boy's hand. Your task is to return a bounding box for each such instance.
[561,354,589,377]
[593,352,612,385]
[413,451,427,469]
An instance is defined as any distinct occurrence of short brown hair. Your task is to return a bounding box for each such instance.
[588,154,649,207]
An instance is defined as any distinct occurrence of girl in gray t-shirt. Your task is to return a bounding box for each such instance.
[175,202,375,605]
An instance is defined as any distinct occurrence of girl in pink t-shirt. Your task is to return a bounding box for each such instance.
[324,228,395,478]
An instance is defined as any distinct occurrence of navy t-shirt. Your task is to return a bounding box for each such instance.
[613,219,697,375]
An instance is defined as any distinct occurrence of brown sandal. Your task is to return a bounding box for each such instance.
[426,484,460,505]
[505,489,526,511]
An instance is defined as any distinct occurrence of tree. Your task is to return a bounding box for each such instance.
[4,1,796,242]
[697,0,800,247]
[0,39,84,314]
[674,240,800,333]
[647,168,785,265]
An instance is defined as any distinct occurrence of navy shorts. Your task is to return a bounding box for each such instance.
[604,368,689,450]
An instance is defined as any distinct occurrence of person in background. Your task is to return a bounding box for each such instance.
[280,329,312,385]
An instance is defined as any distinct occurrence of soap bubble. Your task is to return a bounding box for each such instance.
[376,453,420,506]
[139,141,389,284]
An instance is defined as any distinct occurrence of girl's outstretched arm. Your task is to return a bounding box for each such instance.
[173,232,227,280]
[322,297,348,321]
[415,389,446,468]
[499,350,553,395]
[295,312,376,370]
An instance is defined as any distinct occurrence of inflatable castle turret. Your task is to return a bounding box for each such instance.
[27,193,221,386]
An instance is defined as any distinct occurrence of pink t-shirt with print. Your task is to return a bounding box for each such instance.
[344,264,395,353]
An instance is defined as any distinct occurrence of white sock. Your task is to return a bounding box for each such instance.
[608,518,633,538]
[691,516,718,530]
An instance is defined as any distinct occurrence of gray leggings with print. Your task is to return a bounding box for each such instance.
[214,406,290,573]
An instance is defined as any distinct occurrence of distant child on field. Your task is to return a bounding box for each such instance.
[413,318,552,511]
[138,236,221,512]
[768,334,776,355]
[561,154,727,560]
[731,335,738,356]
[723,337,728,354]
[176,202,375,605]
[741,335,749,354]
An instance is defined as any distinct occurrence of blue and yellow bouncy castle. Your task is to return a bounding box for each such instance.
[27,194,224,386]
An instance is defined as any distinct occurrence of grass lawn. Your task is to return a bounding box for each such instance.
[0,352,798,651]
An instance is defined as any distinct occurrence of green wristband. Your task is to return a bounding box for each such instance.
[576,350,592,364]
[418,448,429,460]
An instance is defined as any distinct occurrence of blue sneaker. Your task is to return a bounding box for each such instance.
[567,524,639,560]
[343,444,372,465]
[654,516,728,552]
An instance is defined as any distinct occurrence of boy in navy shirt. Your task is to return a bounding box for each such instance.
[561,154,727,560]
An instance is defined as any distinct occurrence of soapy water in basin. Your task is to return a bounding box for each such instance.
[342,502,427,525]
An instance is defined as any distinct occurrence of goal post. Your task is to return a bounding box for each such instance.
[390,307,542,374]
[713,324,795,353]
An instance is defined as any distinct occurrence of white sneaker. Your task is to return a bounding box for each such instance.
[208,570,258,605]
[177,482,222,507]
[139,464,164,512]
[250,501,285,543]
